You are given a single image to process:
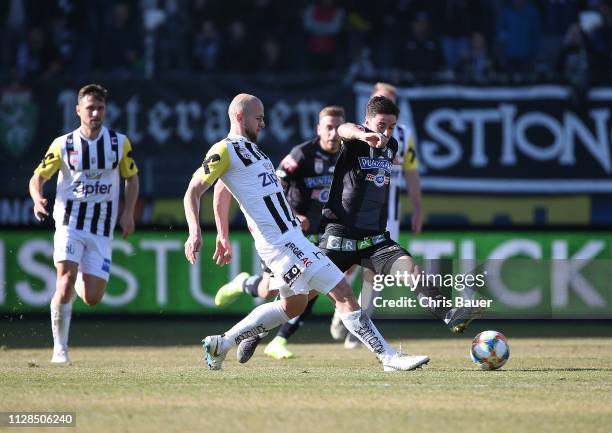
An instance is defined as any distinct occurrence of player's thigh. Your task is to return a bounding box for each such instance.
[80,234,112,284]
[371,240,413,276]
[53,227,85,270]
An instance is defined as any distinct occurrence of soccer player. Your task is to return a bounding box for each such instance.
[184,93,429,371]
[320,96,478,335]
[333,82,424,348]
[28,84,139,364]
[213,106,345,360]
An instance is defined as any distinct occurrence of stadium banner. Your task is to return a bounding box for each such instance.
[2,80,612,198]
[0,231,610,318]
[354,84,612,193]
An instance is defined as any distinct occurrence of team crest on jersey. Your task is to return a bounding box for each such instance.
[383,147,393,160]
[237,145,251,160]
[366,172,390,187]
[314,158,324,174]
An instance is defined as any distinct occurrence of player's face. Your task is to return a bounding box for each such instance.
[242,100,265,142]
[77,95,105,131]
[317,115,344,151]
[365,114,397,138]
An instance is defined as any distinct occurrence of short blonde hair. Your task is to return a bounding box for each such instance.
[372,82,397,99]
[319,105,345,120]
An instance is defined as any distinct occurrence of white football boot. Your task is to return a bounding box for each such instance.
[202,335,228,370]
[380,352,429,372]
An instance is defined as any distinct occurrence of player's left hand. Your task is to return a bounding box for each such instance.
[119,212,135,239]
[411,212,423,234]
[213,234,232,267]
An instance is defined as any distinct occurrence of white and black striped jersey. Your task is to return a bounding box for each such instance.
[194,134,300,248]
[34,126,138,238]
[387,123,418,240]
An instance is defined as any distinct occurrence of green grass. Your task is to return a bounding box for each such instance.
[0,320,611,433]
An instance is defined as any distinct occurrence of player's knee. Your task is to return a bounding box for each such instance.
[391,255,416,274]
[82,290,104,306]
[328,280,359,312]
[281,295,308,319]
[56,274,76,300]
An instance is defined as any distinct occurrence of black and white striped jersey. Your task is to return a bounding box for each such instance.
[34,126,138,237]
[194,134,300,248]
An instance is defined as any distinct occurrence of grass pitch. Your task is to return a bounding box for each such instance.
[0,320,611,433]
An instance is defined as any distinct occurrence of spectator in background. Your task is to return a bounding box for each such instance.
[1,0,27,74]
[538,0,578,76]
[497,0,541,75]
[303,0,345,70]
[193,20,220,72]
[344,47,377,84]
[98,3,142,77]
[258,35,283,73]
[587,0,612,82]
[219,20,253,72]
[440,0,484,72]
[458,32,494,83]
[399,12,444,80]
[15,27,62,81]
[558,23,590,90]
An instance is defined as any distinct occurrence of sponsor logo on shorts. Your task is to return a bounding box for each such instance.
[101,258,111,273]
[282,265,301,287]
[285,242,313,267]
[234,324,268,345]
[65,242,75,255]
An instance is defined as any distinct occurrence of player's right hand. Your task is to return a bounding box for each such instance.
[184,233,202,264]
[362,132,388,148]
[33,197,49,221]
[213,234,232,267]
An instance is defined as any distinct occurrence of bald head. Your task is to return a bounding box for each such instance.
[228,93,265,142]
[228,94,262,122]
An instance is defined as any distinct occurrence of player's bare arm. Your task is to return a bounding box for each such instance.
[212,179,233,267]
[405,169,423,234]
[337,122,388,148]
[120,174,139,239]
[183,176,212,264]
[28,173,50,221]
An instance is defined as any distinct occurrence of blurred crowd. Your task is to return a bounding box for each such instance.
[1,0,611,87]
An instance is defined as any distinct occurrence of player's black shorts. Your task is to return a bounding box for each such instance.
[318,223,410,274]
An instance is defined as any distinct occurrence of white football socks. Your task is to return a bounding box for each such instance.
[221,300,289,352]
[339,309,395,358]
[51,300,73,351]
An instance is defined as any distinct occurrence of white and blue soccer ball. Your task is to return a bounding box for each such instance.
[470,330,510,370]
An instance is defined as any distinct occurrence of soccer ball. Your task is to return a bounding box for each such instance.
[470,330,510,370]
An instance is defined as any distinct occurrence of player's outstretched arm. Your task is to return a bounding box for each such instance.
[212,180,233,267]
[120,174,139,239]
[183,177,211,264]
[29,173,49,222]
[405,170,423,234]
[337,122,387,148]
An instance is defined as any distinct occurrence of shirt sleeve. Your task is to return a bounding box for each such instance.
[193,140,230,185]
[402,134,419,171]
[119,137,139,178]
[33,139,62,179]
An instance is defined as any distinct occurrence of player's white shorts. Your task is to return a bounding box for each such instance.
[258,229,344,299]
[53,226,112,281]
